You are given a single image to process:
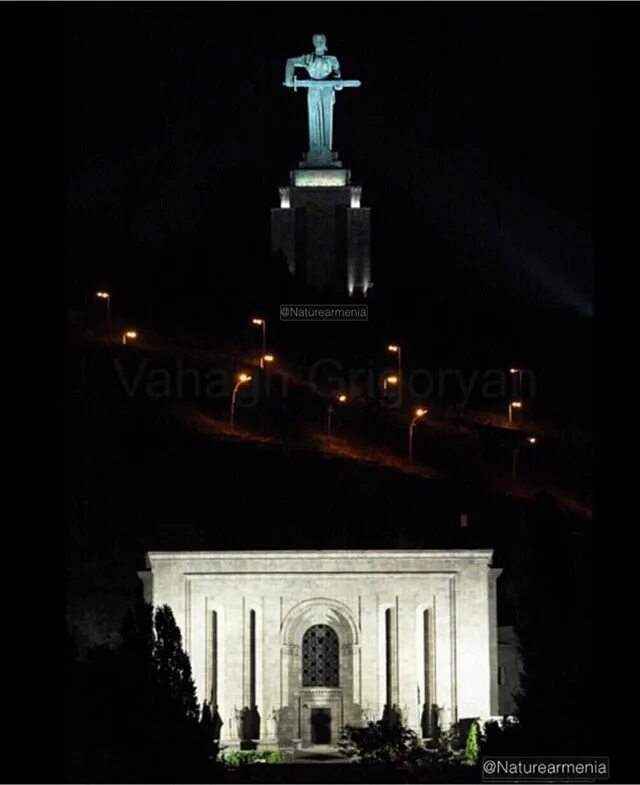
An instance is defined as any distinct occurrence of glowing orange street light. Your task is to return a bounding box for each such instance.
[230,373,253,427]
[96,291,111,320]
[409,407,428,464]
[327,394,347,436]
[387,344,402,376]
[513,436,537,485]
[122,330,137,345]
[383,375,398,391]
[508,400,523,425]
[251,317,267,364]
[262,354,275,365]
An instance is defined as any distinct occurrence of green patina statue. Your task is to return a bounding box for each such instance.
[284,34,361,167]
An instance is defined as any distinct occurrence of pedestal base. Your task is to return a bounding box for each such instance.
[291,168,349,187]
[299,150,342,169]
[272,167,372,294]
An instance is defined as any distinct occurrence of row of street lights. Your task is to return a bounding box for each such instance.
[101,305,523,427]
[383,347,535,476]
[386,344,428,464]
[228,370,430,467]
[387,342,424,463]
[251,318,277,368]
[383,345,402,404]
[227,369,538,483]
[324,387,428,465]
[100,300,537,481]
[248,329,525,438]
[95,291,138,346]
[386,348,527,429]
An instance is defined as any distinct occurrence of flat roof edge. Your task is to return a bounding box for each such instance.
[146,549,495,561]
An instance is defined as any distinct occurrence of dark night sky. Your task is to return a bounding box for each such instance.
[66,4,595,334]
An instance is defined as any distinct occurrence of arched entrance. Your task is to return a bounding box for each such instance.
[280,598,362,746]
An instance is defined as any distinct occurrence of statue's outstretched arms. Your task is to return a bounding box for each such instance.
[284,55,306,87]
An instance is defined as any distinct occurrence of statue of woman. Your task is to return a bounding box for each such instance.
[284,34,342,157]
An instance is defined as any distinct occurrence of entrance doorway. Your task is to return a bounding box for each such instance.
[310,708,331,744]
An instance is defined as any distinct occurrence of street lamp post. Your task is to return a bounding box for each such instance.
[122,330,137,345]
[383,374,399,408]
[327,394,347,437]
[409,407,428,464]
[252,318,267,368]
[512,437,537,485]
[383,375,398,393]
[387,344,402,376]
[508,400,522,425]
[510,368,523,399]
[230,373,252,427]
[96,291,111,321]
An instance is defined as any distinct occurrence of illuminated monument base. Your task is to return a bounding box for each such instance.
[271,167,372,296]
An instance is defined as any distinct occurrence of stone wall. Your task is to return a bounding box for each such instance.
[141,550,499,745]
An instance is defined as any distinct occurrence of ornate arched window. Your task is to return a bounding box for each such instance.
[302,624,339,687]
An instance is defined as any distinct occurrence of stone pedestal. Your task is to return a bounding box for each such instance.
[299,150,343,169]
[271,167,372,296]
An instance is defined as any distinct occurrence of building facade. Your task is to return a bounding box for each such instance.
[140,550,501,747]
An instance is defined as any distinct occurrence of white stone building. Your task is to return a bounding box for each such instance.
[140,550,501,747]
